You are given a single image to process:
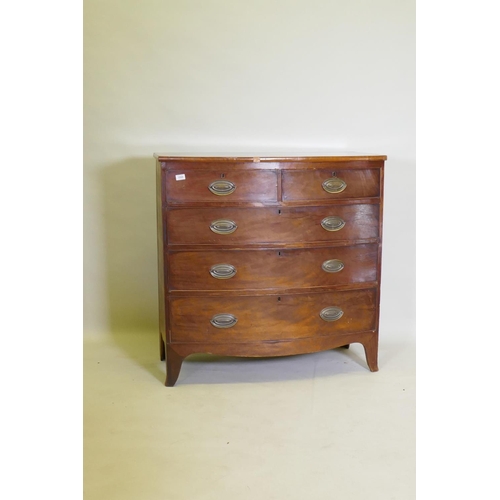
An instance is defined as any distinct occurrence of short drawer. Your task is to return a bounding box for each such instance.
[169,289,377,343]
[168,244,378,291]
[282,169,380,202]
[165,169,278,204]
[166,204,379,245]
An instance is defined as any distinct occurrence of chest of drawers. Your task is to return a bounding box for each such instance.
[154,153,386,386]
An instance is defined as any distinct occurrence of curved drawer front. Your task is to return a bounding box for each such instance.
[167,204,379,245]
[282,168,380,201]
[165,169,278,203]
[168,244,378,290]
[170,289,377,343]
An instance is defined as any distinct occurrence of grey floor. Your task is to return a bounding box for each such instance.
[84,330,415,500]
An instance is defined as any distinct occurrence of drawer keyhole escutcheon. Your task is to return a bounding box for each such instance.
[322,175,347,194]
[210,313,238,329]
[321,216,346,232]
[320,307,344,322]
[208,179,236,196]
[210,219,238,234]
[322,259,345,273]
[209,264,237,279]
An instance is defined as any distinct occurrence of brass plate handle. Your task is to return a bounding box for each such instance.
[322,176,347,194]
[210,313,238,329]
[208,180,236,196]
[210,219,238,234]
[321,216,345,231]
[209,264,237,279]
[320,306,344,322]
[322,259,345,273]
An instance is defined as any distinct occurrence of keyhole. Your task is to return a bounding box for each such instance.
[278,251,281,256]
[332,171,336,177]
[277,297,281,302]
[278,209,281,215]
[220,173,225,178]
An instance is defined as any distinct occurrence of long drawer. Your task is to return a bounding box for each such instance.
[169,289,377,343]
[168,244,378,291]
[166,204,379,246]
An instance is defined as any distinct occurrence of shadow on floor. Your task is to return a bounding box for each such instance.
[99,156,163,381]
[174,346,374,385]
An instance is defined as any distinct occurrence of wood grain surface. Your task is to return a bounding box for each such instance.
[165,169,278,204]
[166,204,379,245]
[282,168,380,201]
[169,289,376,343]
[168,244,378,291]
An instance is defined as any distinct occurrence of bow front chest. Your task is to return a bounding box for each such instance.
[154,153,386,386]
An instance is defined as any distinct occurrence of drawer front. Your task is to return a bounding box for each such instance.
[167,204,379,245]
[170,289,377,342]
[282,169,380,201]
[165,169,278,203]
[168,244,378,291]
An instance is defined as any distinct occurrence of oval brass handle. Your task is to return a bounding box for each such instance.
[208,180,236,196]
[320,306,344,322]
[210,313,238,329]
[322,176,347,194]
[210,264,237,279]
[322,259,345,273]
[210,219,238,234]
[321,216,345,231]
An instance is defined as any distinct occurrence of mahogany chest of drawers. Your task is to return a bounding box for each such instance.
[154,153,386,386]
